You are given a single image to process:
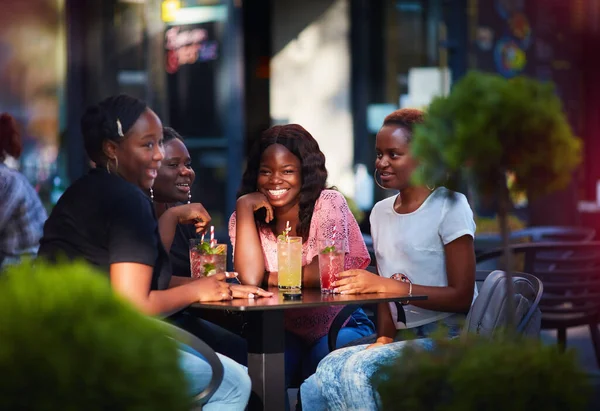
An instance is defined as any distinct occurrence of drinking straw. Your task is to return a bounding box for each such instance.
[331,225,337,247]
[210,226,215,248]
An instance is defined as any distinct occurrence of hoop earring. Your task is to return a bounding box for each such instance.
[426,184,435,191]
[149,188,154,201]
[106,157,119,174]
[187,191,191,204]
[373,169,388,190]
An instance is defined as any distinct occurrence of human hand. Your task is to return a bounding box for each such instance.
[237,192,274,223]
[170,203,211,233]
[332,269,388,294]
[366,336,394,350]
[193,272,235,302]
[230,284,273,299]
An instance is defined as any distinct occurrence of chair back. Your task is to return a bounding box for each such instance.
[463,270,543,338]
[476,242,600,329]
[158,321,224,409]
[476,226,596,270]
[514,226,596,243]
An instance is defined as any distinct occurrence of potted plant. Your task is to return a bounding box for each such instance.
[374,333,592,411]
[411,71,581,327]
[0,260,190,410]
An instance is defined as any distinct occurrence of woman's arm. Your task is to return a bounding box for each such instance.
[158,204,211,252]
[302,258,321,288]
[233,194,273,286]
[386,235,474,313]
[110,263,232,316]
[334,235,475,313]
[169,276,195,287]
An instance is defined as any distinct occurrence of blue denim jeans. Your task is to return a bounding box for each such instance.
[178,343,251,411]
[285,308,375,388]
[300,316,463,411]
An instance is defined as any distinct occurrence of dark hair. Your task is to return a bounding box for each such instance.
[163,126,183,143]
[81,94,148,165]
[382,108,424,142]
[0,113,22,161]
[238,124,328,240]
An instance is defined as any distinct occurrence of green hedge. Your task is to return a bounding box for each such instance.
[0,260,189,411]
[374,334,591,411]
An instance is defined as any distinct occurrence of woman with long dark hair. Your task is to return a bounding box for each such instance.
[229,124,375,403]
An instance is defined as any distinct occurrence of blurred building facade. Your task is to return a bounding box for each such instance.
[2,0,599,232]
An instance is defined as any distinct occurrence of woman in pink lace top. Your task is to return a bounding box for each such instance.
[229,124,375,399]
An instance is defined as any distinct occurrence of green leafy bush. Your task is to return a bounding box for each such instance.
[412,71,581,199]
[374,334,591,411]
[0,260,190,411]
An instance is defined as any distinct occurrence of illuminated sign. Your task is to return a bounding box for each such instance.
[165,25,218,73]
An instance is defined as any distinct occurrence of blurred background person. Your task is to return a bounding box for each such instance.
[0,113,46,270]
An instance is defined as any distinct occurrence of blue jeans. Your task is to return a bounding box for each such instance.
[178,343,251,411]
[285,308,375,388]
[300,316,462,411]
[169,310,248,366]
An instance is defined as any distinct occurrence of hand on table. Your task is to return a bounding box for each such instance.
[332,269,389,294]
[230,284,273,299]
[193,272,234,302]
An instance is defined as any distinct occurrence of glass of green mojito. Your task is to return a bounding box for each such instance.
[189,239,227,278]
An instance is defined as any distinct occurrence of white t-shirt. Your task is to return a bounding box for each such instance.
[370,187,477,329]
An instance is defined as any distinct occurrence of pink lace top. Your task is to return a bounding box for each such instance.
[229,190,370,344]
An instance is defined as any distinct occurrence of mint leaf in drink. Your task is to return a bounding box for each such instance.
[198,241,212,254]
[321,245,336,254]
[203,263,216,275]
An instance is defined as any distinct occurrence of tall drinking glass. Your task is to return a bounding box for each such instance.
[318,239,345,293]
[277,236,302,290]
[189,239,227,278]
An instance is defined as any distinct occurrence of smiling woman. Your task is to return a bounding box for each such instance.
[151,126,256,367]
[153,127,195,206]
[38,95,253,410]
[229,124,375,401]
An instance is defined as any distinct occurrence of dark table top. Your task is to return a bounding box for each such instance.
[189,287,427,311]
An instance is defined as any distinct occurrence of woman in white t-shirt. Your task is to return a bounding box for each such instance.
[299,108,477,410]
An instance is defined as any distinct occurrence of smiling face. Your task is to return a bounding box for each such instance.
[375,125,419,190]
[152,138,195,203]
[105,108,164,190]
[256,143,302,209]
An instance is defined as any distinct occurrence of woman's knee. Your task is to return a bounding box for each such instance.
[178,349,213,398]
[216,353,252,404]
[300,375,327,411]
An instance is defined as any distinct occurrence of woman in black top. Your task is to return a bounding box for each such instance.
[39,95,233,310]
[152,126,198,277]
[38,95,257,409]
[152,126,258,364]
